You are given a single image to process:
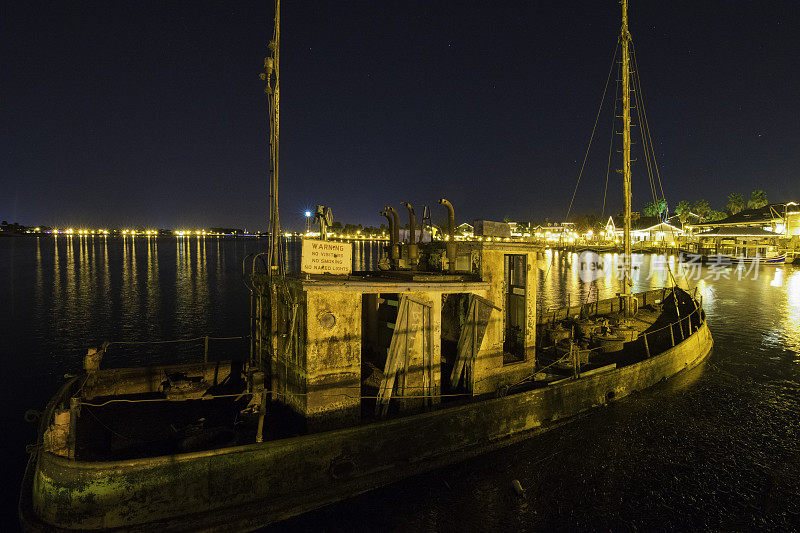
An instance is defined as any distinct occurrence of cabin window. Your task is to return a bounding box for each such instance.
[503,254,526,364]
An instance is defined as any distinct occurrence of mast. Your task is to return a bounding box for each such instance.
[620,0,633,315]
[264,0,281,275]
[255,0,281,444]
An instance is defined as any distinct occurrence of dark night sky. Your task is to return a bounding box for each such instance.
[2,1,799,231]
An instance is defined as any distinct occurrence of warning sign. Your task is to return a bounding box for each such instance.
[301,239,353,275]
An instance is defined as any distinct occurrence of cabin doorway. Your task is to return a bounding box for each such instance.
[361,293,435,417]
[504,254,526,363]
[361,293,398,417]
[441,293,470,397]
[442,293,495,396]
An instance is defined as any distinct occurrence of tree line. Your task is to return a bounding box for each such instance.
[672,189,767,227]
[567,189,769,233]
[323,190,771,236]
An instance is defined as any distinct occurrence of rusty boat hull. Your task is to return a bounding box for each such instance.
[20,303,712,532]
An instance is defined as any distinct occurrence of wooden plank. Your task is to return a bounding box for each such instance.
[450,295,495,390]
[450,296,476,389]
[376,298,408,416]
[375,297,431,416]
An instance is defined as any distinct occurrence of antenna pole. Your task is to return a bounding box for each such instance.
[620,0,633,315]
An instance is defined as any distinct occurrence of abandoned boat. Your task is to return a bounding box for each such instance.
[20,1,713,530]
[19,236,712,531]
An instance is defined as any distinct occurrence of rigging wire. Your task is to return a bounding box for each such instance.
[539,43,619,320]
[564,42,619,222]
[629,42,679,287]
[601,60,621,220]
[539,43,619,316]
[632,65,658,207]
[632,43,666,203]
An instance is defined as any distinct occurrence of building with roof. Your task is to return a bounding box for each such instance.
[607,216,684,243]
[667,211,701,229]
[687,202,800,237]
[533,222,576,242]
[694,226,782,258]
[455,222,474,237]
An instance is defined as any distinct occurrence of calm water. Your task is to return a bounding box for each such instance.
[2,236,799,529]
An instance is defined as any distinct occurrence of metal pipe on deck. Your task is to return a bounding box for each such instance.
[439,198,456,272]
[385,206,400,245]
[403,202,419,268]
[381,209,400,269]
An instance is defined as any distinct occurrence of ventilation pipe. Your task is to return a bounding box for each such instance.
[382,207,400,268]
[402,202,419,268]
[385,206,401,244]
[439,198,456,272]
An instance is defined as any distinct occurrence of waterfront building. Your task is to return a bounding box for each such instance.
[533,222,577,242]
[667,211,701,231]
[607,216,684,244]
[456,222,474,237]
[693,226,781,258]
[687,203,800,237]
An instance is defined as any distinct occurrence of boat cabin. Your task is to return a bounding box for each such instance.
[252,242,539,431]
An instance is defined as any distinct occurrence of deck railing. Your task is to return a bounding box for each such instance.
[539,287,688,325]
[96,335,250,368]
[540,287,707,377]
[635,300,706,358]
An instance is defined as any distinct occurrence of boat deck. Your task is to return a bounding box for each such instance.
[73,288,701,462]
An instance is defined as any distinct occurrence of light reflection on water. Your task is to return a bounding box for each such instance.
[784,270,800,355]
[2,238,800,527]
